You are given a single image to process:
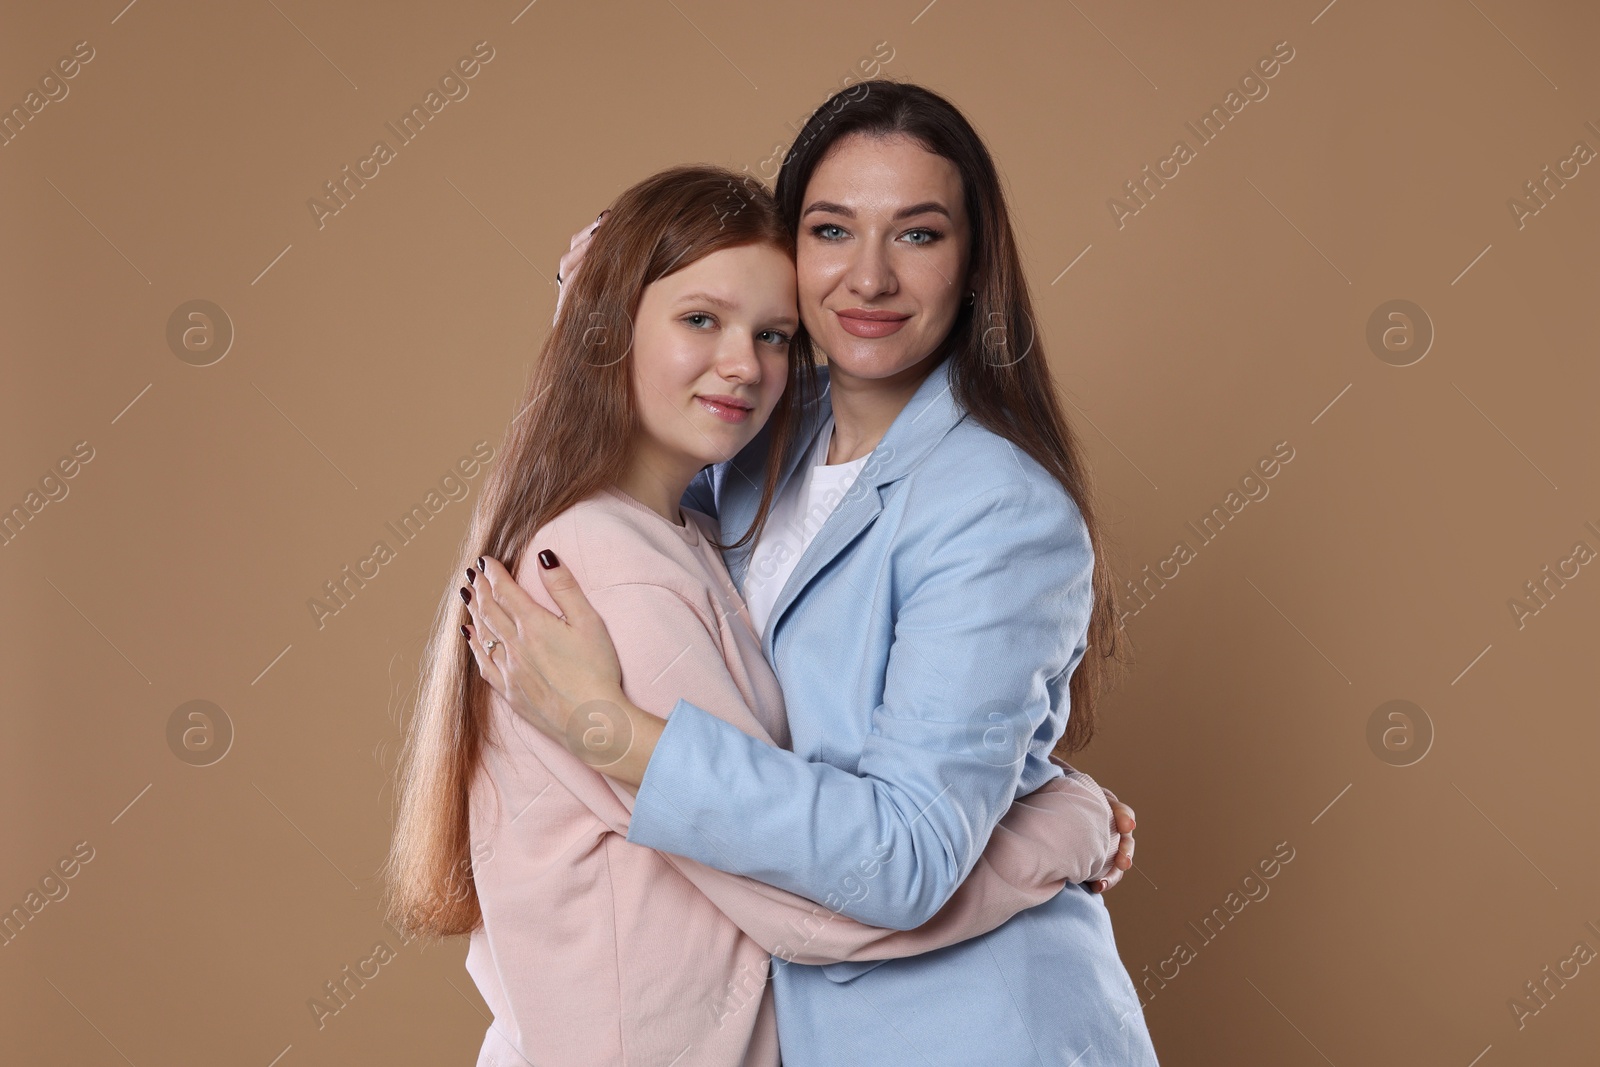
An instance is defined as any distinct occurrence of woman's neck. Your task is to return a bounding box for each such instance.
[822,351,943,465]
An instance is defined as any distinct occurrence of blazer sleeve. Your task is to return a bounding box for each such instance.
[660,769,1118,966]
[625,478,1098,930]
[535,570,1118,963]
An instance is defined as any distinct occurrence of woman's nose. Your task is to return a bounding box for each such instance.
[845,238,895,299]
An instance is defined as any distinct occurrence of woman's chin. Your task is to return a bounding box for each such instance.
[815,335,932,380]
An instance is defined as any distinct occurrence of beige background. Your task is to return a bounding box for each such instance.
[4,1,1597,1064]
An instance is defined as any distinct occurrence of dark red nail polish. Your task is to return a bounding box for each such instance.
[460,624,470,638]
[460,586,472,604]
[538,549,559,569]
[466,568,476,585]
[477,557,486,573]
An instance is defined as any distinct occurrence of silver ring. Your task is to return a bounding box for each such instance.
[483,638,498,652]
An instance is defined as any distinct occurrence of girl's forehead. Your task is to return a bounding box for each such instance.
[644,245,797,311]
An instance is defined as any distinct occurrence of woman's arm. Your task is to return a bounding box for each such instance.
[471,478,1108,930]
[465,538,1119,962]
[663,770,1116,965]
[629,480,1096,929]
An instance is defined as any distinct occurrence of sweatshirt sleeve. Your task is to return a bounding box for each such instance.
[487,532,755,841]
[625,479,1099,930]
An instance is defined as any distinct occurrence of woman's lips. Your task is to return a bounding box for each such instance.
[696,396,752,423]
[835,309,910,338]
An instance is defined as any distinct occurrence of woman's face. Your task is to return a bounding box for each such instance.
[796,132,972,381]
[629,242,797,481]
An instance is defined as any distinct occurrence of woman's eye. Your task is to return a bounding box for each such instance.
[810,223,847,240]
[903,227,944,245]
[758,330,792,347]
[683,312,714,328]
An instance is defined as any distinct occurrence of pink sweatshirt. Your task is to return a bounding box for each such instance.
[465,487,1119,1067]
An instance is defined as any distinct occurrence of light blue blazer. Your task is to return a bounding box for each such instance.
[627,353,1160,1066]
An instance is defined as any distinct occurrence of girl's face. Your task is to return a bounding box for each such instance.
[629,242,797,483]
[796,132,972,381]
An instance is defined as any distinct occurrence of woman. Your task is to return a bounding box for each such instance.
[468,82,1160,1064]
[385,163,1129,1067]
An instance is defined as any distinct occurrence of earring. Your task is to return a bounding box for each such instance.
[966,290,976,304]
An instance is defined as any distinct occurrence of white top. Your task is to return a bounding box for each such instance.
[743,414,871,638]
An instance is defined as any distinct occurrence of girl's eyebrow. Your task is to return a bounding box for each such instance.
[674,290,739,311]
[676,291,797,327]
[802,199,952,221]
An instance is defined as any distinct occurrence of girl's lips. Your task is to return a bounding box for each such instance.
[696,396,752,423]
[835,310,910,338]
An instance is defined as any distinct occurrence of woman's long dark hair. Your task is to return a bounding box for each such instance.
[775,80,1128,757]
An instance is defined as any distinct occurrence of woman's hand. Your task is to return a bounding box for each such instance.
[552,210,607,324]
[459,551,627,748]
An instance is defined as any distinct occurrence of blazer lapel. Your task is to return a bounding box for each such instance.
[759,353,968,662]
[721,371,834,590]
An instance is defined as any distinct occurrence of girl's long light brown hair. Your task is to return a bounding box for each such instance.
[383,164,810,939]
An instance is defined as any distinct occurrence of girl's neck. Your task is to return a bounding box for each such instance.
[613,455,691,528]
[822,351,943,465]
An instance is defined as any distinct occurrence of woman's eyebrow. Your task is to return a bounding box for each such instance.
[802,200,952,221]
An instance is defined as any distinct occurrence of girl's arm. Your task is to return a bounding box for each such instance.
[473,477,1106,931]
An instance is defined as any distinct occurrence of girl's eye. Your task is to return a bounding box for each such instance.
[683,312,715,328]
[902,227,944,245]
[809,223,847,240]
[758,329,792,347]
